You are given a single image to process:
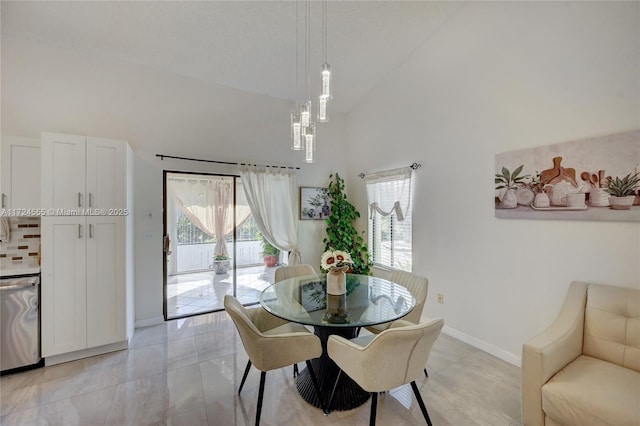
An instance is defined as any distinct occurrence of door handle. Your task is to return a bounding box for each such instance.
[89,193,93,207]
[78,192,82,207]
[1,193,5,208]
[78,224,82,239]
[89,224,93,239]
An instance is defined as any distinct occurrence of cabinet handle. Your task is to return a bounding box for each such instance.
[78,224,82,239]
[78,192,82,208]
[89,224,93,239]
[1,193,5,208]
[89,193,93,207]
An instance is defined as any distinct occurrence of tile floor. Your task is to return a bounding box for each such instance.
[167,265,277,318]
[0,311,523,425]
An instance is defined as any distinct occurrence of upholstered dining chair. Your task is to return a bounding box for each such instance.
[274,263,317,282]
[327,318,444,425]
[366,270,430,376]
[274,264,317,376]
[223,295,325,425]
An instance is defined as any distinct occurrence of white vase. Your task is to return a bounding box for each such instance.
[501,189,518,209]
[327,267,348,295]
[608,196,635,210]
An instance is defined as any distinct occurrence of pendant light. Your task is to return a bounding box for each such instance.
[303,0,315,163]
[289,0,332,163]
[318,0,330,123]
[304,123,315,164]
[290,1,302,150]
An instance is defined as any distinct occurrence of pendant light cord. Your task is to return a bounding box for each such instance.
[306,0,311,101]
[322,0,327,63]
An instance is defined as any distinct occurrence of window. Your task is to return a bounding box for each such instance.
[368,204,412,271]
[365,167,413,271]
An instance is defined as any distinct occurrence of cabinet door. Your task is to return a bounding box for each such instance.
[86,138,125,210]
[86,216,125,347]
[41,217,87,357]
[41,133,86,210]
[0,136,40,211]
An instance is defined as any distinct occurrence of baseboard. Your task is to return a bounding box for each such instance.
[442,325,521,367]
[135,316,165,328]
[45,341,128,366]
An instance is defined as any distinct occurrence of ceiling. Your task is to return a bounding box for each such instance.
[1,1,463,113]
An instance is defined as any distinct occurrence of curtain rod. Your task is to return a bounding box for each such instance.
[358,162,421,178]
[155,154,300,170]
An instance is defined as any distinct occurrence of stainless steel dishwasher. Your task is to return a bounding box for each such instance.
[1,273,42,374]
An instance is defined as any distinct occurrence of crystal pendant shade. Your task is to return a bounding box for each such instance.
[291,111,302,150]
[321,62,331,98]
[318,95,328,122]
[304,124,315,163]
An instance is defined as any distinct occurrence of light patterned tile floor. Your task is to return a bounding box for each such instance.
[0,311,522,425]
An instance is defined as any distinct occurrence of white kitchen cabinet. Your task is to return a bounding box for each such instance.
[86,216,125,348]
[41,133,125,210]
[40,132,132,363]
[41,217,87,356]
[1,135,41,211]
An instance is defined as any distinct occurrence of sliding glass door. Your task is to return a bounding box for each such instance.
[163,172,280,320]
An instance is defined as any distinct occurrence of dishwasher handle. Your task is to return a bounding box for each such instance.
[0,276,40,291]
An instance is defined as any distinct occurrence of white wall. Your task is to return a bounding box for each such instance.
[346,1,640,364]
[3,2,639,363]
[2,37,346,325]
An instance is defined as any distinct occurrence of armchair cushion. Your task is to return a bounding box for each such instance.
[583,284,640,372]
[541,355,640,426]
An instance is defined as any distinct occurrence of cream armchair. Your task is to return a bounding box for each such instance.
[521,282,640,426]
[327,318,444,425]
[223,295,325,425]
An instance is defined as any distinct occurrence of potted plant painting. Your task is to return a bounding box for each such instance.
[258,233,280,267]
[605,172,640,210]
[213,254,231,274]
[495,165,530,208]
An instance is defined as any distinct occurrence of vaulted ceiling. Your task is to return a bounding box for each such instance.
[1,1,463,113]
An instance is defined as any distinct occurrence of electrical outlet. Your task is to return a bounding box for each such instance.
[437,293,444,304]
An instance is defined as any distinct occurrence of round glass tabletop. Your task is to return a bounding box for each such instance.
[259,273,415,328]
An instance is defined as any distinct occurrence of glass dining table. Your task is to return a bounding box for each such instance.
[260,273,415,412]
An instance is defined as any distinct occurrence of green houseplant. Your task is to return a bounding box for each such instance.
[258,232,280,267]
[323,173,372,275]
[605,172,640,210]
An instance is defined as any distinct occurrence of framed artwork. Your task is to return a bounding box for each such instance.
[300,187,331,220]
[494,129,640,222]
[299,279,326,311]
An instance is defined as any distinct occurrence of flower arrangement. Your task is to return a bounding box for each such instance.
[321,249,354,272]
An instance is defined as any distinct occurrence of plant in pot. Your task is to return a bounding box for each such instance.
[258,233,280,267]
[323,173,372,276]
[212,253,231,274]
[605,172,640,210]
[495,164,530,208]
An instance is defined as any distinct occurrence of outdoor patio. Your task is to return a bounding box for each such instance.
[166,264,277,318]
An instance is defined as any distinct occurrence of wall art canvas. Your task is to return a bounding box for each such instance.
[300,187,331,220]
[495,130,640,222]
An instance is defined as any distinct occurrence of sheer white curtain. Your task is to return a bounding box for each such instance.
[364,166,413,221]
[239,165,301,265]
[168,177,251,256]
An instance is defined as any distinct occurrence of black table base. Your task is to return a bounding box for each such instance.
[296,326,370,412]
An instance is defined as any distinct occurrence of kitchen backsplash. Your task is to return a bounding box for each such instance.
[0,217,41,270]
